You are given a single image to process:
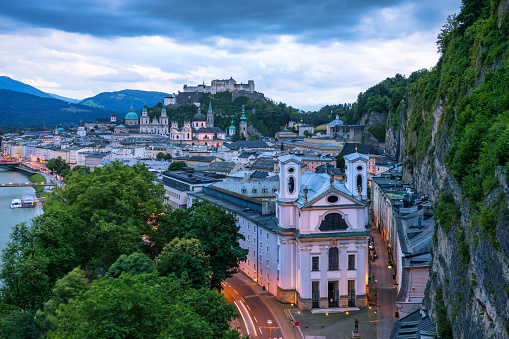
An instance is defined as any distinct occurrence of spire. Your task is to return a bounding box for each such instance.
[208,99,213,113]
[240,106,246,122]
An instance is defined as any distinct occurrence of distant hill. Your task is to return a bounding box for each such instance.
[0,89,112,128]
[80,89,170,114]
[0,76,53,99]
[0,76,81,104]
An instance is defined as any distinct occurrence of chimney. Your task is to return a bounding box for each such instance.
[417,217,422,229]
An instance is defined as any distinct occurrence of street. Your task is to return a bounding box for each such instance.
[222,274,284,339]
[369,225,397,339]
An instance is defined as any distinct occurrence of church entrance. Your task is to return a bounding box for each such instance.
[312,281,320,308]
[328,281,339,308]
[348,280,356,307]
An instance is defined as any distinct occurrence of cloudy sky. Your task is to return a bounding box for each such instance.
[0,0,461,110]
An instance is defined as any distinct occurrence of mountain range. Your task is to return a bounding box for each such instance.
[0,76,171,127]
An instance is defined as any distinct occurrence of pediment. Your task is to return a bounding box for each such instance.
[304,188,363,208]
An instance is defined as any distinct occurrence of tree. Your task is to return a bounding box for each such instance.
[106,252,155,278]
[335,154,345,172]
[156,238,209,288]
[46,157,70,176]
[250,134,260,141]
[168,161,187,171]
[156,152,172,160]
[69,165,90,176]
[303,129,312,137]
[164,201,248,290]
[47,273,240,339]
[35,267,91,333]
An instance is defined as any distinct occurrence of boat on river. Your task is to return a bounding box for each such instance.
[10,195,37,208]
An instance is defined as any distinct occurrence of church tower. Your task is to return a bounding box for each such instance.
[344,151,368,200]
[110,111,116,123]
[228,120,236,136]
[207,99,214,127]
[53,126,61,146]
[239,106,247,139]
[161,107,169,134]
[77,120,86,137]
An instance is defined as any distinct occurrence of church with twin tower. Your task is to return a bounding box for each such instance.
[275,152,369,309]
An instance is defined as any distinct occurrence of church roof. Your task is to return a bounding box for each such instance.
[193,127,224,134]
[193,108,206,121]
[125,106,139,120]
[327,115,344,126]
[208,100,213,114]
[294,171,356,208]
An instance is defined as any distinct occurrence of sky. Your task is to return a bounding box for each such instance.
[0,0,461,111]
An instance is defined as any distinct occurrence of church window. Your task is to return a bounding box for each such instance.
[357,165,363,171]
[328,248,339,270]
[319,213,348,231]
[288,176,295,194]
[327,195,339,203]
[348,254,356,270]
[288,167,295,173]
[312,256,319,271]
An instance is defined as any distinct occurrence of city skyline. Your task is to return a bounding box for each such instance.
[0,0,460,110]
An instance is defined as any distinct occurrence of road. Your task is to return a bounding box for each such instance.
[222,274,284,339]
[369,225,397,339]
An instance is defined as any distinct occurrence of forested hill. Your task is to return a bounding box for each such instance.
[146,91,301,137]
[394,0,509,337]
[0,89,112,128]
[80,89,171,114]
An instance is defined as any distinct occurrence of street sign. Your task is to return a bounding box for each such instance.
[295,321,299,327]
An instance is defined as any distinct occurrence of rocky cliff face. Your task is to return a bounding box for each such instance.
[400,94,509,338]
[358,110,387,150]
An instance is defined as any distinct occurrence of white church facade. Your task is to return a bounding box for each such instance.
[273,154,369,309]
[188,153,370,310]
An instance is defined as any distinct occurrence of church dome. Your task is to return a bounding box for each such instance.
[125,105,139,120]
[192,108,206,121]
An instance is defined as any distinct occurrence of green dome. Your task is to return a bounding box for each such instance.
[192,108,206,121]
[125,105,139,120]
[125,112,139,120]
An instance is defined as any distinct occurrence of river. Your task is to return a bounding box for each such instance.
[0,169,43,259]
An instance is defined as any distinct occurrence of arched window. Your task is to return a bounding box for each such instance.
[288,176,295,194]
[319,213,348,231]
[328,247,339,270]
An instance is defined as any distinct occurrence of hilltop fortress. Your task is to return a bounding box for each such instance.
[164,77,264,107]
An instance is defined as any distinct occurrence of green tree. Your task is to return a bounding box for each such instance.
[69,165,90,176]
[156,238,209,288]
[168,161,187,171]
[47,273,240,339]
[303,129,312,137]
[156,152,172,160]
[46,157,70,176]
[106,252,155,278]
[250,134,260,141]
[335,154,345,172]
[35,267,91,333]
[163,201,248,290]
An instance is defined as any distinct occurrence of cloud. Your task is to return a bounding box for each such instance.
[0,0,462,109]
[0,0,460,42]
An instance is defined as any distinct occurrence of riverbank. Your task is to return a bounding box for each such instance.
[0,169,43,256]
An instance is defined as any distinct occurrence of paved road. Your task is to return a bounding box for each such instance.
[223,274,284,339]
[369,225,397,339]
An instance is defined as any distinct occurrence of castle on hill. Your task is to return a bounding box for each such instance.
[163,78,265,107]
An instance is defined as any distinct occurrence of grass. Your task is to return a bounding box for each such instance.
[29,173,46,193]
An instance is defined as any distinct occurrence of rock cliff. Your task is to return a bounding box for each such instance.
[389,1,509,336]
